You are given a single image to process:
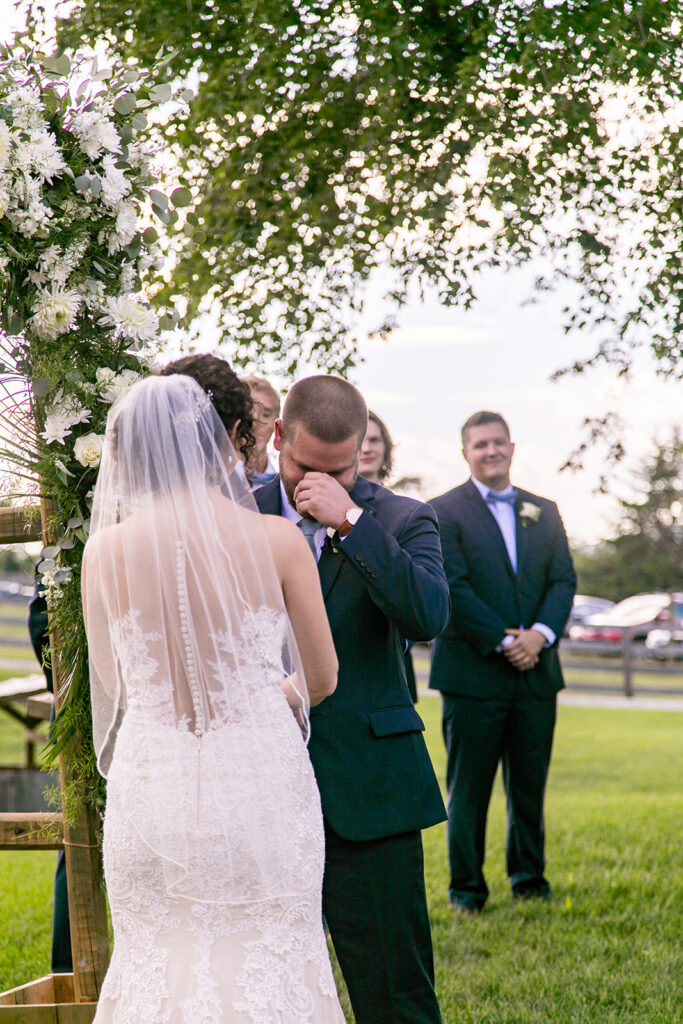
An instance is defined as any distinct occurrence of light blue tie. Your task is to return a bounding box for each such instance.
[298,517,320,559]
[486,489,517,506]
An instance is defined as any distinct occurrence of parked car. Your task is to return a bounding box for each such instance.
[568,592,677,643]
[565,595,615,635]
[644,593,683,658]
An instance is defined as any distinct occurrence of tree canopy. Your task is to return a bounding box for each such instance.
[575,430,683,602]
[29,0,683,375]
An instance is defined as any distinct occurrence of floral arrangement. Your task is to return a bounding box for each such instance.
[0,43,192,807]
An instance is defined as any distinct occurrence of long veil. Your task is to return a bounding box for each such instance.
[83,374,311,904]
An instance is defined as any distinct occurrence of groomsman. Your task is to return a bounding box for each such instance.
[429,411,576,912]
[255,375,449,1024]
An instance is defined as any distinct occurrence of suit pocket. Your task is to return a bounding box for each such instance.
[368,706,425,737]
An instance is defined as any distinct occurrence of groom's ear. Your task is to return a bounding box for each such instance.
[273,419,284,451]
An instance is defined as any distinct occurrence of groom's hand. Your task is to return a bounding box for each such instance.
[293,473,355,530]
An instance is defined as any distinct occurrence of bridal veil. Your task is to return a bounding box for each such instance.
[82,373,311,906]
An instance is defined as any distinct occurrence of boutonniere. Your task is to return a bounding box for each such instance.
[519,501,541,527]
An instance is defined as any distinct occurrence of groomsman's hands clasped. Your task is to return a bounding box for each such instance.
[293,472,357,532]
[503,628,546,671]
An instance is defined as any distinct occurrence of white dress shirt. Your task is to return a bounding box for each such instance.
[471,476,555,647]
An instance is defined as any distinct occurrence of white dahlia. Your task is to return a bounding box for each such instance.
[100,295,158,344]
[30,286,81,340]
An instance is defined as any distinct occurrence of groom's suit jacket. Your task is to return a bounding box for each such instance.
[256,474,449,841]
[429,480,576,699]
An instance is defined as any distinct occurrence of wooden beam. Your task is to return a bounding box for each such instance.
[0,506,42,544]
[0,812,64,849]
[0,975,96,1020]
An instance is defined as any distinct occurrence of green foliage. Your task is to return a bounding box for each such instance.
[42,0,683,377]
[575,431,683,601]
[3,698,682,1020]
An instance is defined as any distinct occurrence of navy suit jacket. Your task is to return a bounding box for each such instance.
[256,474,449,841]
[429,479,576,699]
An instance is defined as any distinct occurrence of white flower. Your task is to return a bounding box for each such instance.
[100,294,158,344]
[0,124,11,172]
[30,285,81,340]
[19,129,66,182]
[6,86,44,129]
[99,154,132,206]
[97,367,141,404]
[40,412,72,445]
[107,201,138,253]
[70,110,121,160]
[519,502,541,527]
[0,186,12,218]
[74,431,104,468]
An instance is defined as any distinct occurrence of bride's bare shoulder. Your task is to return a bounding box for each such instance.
[261,514,309,569]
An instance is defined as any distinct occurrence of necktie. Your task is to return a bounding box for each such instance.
[249,469,277,488]
[298,517,320,559]
[486,489,517,506]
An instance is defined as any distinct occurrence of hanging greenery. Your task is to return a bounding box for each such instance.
[0,42,191,816]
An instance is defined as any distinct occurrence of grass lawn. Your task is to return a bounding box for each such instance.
[1,698,681,1021]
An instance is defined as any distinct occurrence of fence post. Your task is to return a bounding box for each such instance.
[622,629,634,697]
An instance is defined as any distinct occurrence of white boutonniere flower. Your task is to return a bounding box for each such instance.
[519,501,541,527]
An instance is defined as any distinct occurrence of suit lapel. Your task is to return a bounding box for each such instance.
[464,479,516,581]
[514,488,535,578]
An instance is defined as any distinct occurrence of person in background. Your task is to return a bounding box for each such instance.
[429,410,576,913]
[243,375,280,488]
[28,587,71,973]
[360,410,418,701]
[359,409,393,485]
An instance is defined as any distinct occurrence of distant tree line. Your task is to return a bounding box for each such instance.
[574,431,683,603]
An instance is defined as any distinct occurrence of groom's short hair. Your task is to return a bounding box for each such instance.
[282,376,368,447]
[461,410,511,445]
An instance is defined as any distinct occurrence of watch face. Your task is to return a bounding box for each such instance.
[347,508,362,525]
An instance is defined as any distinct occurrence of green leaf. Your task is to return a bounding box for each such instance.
[114,93,136,115]
[59,537,76,550]
[32,378,51,397]
[67,517,83,529]
[43,53,71,77]
[170,186,193,208]
[74,174,91,192]
[132,113,147,130]
[40,546,60,560]
[142,227,159,244]
[159,313,176,330]
[149,189,168,211]
[149,83,172,104]
[89,177,102,195]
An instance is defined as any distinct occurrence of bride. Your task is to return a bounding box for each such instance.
[81,374,345,1023]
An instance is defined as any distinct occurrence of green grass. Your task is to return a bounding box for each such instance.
[1,699,681,1021]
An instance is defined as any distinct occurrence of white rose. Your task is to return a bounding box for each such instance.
[73,432,104,468]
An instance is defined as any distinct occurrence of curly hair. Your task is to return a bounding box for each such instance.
[367,410,394,482]
[159,354,256,464]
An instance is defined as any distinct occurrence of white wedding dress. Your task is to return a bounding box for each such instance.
[92,606,345,1024]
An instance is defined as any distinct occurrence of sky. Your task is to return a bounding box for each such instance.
[3,6,681,550]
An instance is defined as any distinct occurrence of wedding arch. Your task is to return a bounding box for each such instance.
[0,45,189,1020]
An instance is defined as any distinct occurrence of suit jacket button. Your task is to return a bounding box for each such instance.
[355,553,363,562]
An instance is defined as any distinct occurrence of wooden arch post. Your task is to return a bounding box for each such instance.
[0,505,110,1023]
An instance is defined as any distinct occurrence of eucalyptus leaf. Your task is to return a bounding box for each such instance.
[74,174,91,192]
[32,377,51,397]
[132,113,147,130]
[67,517,83,529]
[149,189,168,211]
[159,314,176,330]
[123,68,141,83]
[142,227,159,244]
[114,93,136,115]
[38,558,56,572]
[59,537,76,550]
[41,546,60,559]
[89,177,102,195]
[171,187,192,208]
[149,82,172,104]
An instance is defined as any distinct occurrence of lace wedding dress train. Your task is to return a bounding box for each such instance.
[92,614,345,1024]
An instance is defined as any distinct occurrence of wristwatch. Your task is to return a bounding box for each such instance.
[336,507,363,537]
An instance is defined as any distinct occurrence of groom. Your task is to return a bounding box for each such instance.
[256,375,449,1024]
